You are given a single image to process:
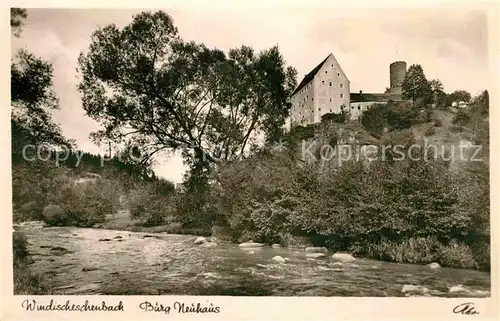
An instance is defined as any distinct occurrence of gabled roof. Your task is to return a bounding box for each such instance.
[350,92,403,103]
[290,55,330,97]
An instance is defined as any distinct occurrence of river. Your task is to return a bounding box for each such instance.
[18,227,490,297]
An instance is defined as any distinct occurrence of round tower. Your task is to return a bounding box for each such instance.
[389,61,407,93]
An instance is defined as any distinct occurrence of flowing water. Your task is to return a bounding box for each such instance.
[18,227,490,297]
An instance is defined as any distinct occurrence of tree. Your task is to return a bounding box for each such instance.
[453,109,470,131]
[11,8,72,162]
[77,11,297,174]
[429,79,446,107]
[446,90,472,106]
[11,8,27,38]
[401,64,432,105]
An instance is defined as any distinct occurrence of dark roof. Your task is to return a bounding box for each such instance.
[350,92,403,103]
[291,55,330,96]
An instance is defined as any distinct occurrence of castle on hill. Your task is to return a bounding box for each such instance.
[289,53,407,127]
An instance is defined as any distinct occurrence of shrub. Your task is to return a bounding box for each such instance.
[424,126,436,136]
[437,241,477,269]
[453,109,471,129]
[42,204,66,226]
[128,185,176,227]
[16,201,43,222]
[361,104,388,138]
[386,101,417,130]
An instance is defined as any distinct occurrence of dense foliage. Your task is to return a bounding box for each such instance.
[208,125,490,270]
[77,11,297,171]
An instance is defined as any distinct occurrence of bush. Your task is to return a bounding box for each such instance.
[16,201,43,222]
[361,104,388,138]
[424,126,436,136]
[438,241,477,269]
[42,204,66,226]
[128,185,176,227]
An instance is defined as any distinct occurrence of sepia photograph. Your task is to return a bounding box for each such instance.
[9,4,493,301]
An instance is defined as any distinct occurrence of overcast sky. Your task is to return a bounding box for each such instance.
[11,7,490,182]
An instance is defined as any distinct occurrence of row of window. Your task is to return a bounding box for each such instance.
[321,80,343,88]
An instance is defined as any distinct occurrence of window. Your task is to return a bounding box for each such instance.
[329,98,332,102]
[330,109,332,112]
[340,94,343,98]
[340,84,343,88]
[351,106,354,109]
[337,73,340,76]
[329,82,332,86]
[312,98,314,101]
[325,70,328,74]
[319,108,321,111]
[322,81,325,85]
[358,106,361,110]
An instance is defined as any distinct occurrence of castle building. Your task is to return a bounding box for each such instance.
[289,53,350,127]
[290,54,407,126]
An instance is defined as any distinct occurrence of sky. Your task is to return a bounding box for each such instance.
[11,6,490,183]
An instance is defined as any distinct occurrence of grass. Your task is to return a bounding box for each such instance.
[13,232,48,295]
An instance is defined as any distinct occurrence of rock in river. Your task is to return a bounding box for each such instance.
[200,242,217,248]
[305,247,328,253]
[401,284,430,296]
[239,242,264,248]
[194,237,207,245]
[306,253,326,259]
[50,246,70,256]
[331,253,356,262]
[272,256,286,263]
[449,285,471,294]
[427,262,441,269]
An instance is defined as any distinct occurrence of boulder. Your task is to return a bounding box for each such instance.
[271,244,281,248]
[200,242,217,248]
[239,242,264,248]
[272,256,286,263]
[305,247,328,253]
[194,237,207,245]
[427,262,441,269]
[306,253,326,259]
[331,253,356,262]
[401,284,430,296]
[449,285,471,294]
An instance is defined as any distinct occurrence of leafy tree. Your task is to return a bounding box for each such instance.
[77,11,297,173]
[429,79,446,107]
[446,90,472,106]
[401,64,432,105]
[11,8,27,38]
[11,8,72,162]
[361,104,388,138]
[452,109,471,130]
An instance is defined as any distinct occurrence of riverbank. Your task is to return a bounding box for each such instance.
[13,232,48,295]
